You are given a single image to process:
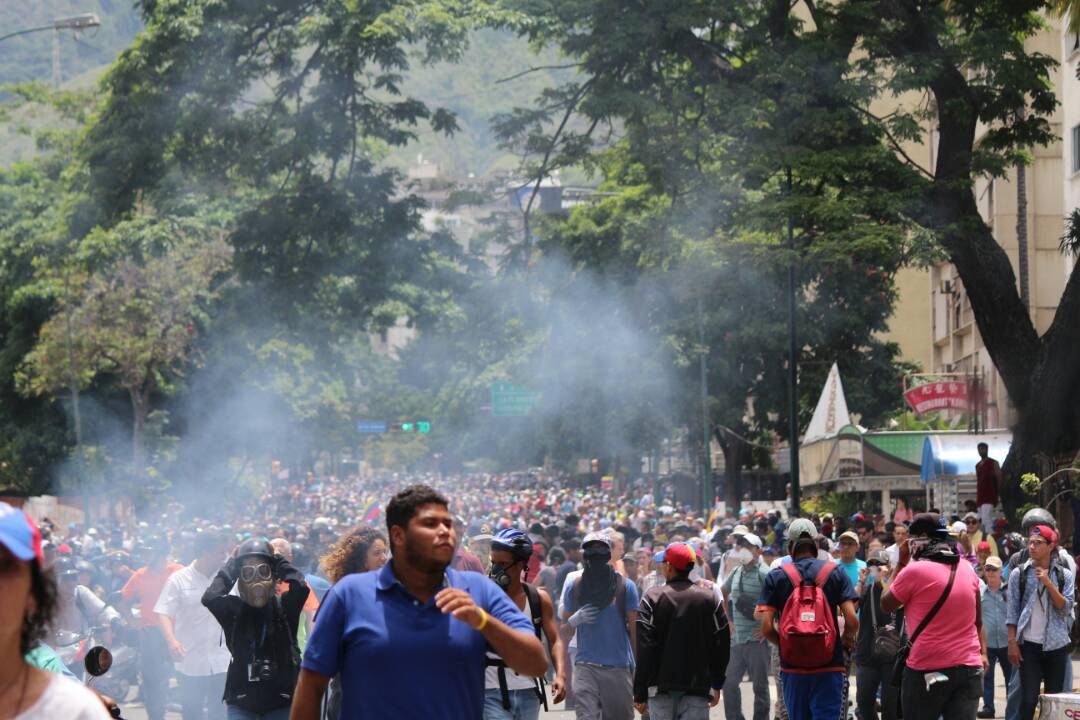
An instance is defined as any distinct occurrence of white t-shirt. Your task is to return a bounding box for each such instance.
[1026,586,1049,644]
[485,591,540,692]
[16,673,111,719]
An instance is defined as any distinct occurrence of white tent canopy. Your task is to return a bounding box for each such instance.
[803,362,851,443]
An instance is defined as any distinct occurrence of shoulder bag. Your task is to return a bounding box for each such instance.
[890,562,957,687]
[869,582,903,664]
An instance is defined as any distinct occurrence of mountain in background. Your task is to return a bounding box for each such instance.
[0,0,141,86]
[0,4,569,178]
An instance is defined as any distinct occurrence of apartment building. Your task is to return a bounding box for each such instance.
[911,16,1077,429]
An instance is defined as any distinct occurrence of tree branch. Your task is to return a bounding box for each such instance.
[496,63,582,84]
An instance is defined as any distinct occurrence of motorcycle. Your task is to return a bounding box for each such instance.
[84,646,124,719]
[54,622,137,701]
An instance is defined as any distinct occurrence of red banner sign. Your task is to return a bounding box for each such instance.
[904,381,971,415]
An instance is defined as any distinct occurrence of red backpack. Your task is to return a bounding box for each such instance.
[778,561,839,668]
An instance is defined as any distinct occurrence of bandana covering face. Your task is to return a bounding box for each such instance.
[579,549,617,609]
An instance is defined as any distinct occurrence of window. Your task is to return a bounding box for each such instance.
[1073,125,1080,174]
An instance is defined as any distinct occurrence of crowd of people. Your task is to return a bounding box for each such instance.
[0,464,1077,720]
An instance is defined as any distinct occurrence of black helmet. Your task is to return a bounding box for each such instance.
[1021,507,1056,532]
[1005,532,1025,553]
[53,557,78,578]
[236,538,275,561]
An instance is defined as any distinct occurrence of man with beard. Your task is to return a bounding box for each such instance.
[202,538,309,720]
[290,485,547,720]
[560,532,640,720]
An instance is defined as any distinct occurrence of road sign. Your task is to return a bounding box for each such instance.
[356,421,388,434]
[491,382,541,417]
[417,422,431,433]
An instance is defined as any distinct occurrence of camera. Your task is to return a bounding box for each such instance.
[248,658,275,683]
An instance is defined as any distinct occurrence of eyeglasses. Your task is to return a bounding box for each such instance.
[1028,539,1049,547]
[240,563,272,582]
[965,520,979,525]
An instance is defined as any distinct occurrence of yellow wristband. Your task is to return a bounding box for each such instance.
[476,608,489,632]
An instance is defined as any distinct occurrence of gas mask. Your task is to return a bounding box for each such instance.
[736,548,754,565]
[488,561,517,589]
[868,566,882,580]
[238,557,274,608]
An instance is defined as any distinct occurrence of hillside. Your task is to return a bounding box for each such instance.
[0,6,568,178]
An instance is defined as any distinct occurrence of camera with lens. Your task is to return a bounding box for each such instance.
[248,657,276,683]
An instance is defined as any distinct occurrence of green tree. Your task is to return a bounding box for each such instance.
[18,217,232,479]
[494,0,930,502]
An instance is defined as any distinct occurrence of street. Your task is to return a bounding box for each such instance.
[111,661,1039,720]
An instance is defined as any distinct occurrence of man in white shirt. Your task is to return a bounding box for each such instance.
[155,531,231,720]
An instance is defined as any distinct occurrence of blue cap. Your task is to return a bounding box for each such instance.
[0,502,43,563]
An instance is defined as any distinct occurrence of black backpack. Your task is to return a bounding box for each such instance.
[486,583,549,711]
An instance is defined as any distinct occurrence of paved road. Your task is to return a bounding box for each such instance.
[113,664,1029,720]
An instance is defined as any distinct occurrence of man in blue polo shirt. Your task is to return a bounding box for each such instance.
[289,485,547,720]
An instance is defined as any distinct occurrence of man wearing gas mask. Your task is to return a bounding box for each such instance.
[560,532,639,720]
[484,528,566,720]
[202,537,310,720]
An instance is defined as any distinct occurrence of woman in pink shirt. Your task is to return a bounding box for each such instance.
[892,498,914,526]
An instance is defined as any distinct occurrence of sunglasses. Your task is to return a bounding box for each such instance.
[240,563,272,582]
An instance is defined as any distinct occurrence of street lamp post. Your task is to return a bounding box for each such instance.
[0,13,101,87]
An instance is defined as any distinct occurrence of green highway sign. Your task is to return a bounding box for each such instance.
[491,382,541,417]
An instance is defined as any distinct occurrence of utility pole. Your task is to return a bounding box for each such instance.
[698,297,712,515]
[787,167,801,516]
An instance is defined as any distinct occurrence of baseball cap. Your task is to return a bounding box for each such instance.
[866,549,889,566]
[582,531,612,549]
[908,513,950,538]
[731,524,750,537]
[962,512,979,522]
[977,541,991,552]
[984,556,1003,569]
[1031,525,1058,545]
[653,550,666,564]
[664,542,696,571]
[838,530,860,544]
[740,533,763,549]
[0,501,44,564]
[786,518,817,545]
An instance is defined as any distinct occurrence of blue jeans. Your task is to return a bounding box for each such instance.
[483,687,541,720]
[225,706,290,720]
[1006,644,1073,720]
[780,671,844,720]
[1019,642,1068,720]
[983,647,1013,712]
[647,694,711,720]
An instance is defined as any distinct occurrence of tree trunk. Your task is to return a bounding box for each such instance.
[716,427,746,511]
[131,390,147,480]
[1016,161,1030,312]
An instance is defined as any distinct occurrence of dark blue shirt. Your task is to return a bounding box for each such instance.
[302,561,534,719]
[757,557,857,671]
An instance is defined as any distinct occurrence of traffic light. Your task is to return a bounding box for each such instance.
[389,421,431,433]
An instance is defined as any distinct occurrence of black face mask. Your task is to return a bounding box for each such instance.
[488,562,516,589]
[583,551,612,571]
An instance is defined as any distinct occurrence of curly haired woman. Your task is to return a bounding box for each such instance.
[320,525,388,584]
